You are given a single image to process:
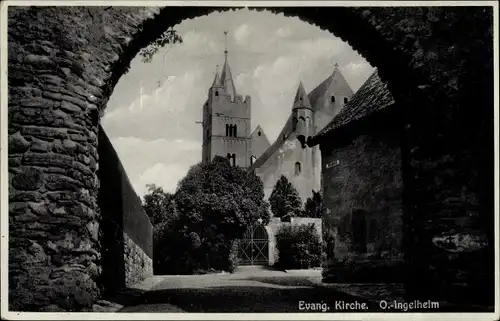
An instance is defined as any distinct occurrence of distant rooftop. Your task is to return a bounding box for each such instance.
[308,69,395,146]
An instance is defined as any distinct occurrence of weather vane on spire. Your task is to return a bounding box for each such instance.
[224,30,229,55]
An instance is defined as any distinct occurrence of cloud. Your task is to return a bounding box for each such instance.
[106,136,201,197]
[179,30,219,55]
[137,163,191,196]
[276,27,292,38]
[234,24,252,46]
[101,70,204,140]
[345,61,368,72]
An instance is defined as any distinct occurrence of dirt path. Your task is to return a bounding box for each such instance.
[119,266,372,312]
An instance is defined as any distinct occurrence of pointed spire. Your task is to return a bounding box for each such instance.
[293,81,311,109]
[220,30,237,98]
[212,64,221,87]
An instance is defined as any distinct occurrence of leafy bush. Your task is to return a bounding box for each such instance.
[275,223,322,269]
[228,240,240,273]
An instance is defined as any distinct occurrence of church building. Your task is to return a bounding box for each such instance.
[201,39,355,203]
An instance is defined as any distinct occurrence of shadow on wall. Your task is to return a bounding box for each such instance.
[98,125,126,295]
[97,125,153,295]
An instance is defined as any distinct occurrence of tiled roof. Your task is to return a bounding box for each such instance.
[308,67,353,110]
[309,69,395,145]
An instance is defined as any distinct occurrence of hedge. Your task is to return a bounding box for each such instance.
[275,223,322,269]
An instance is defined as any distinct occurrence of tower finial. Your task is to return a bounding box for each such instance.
[334,62,339,68]
[224,30,229,57]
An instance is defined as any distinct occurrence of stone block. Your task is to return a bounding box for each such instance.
[9,131,30,153]
[21,126,68,140]
[11,167,44,191]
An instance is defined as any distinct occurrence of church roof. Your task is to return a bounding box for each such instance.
[250,69,351,170]
[249,114,295,170]
[308,69,395,146]
[293,81,312,110]
[251,125,270,143]
[307,65,354,110]
[212,65,221,87]
[220,52,237,98]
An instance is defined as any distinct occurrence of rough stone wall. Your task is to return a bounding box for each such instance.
[320,108,403,280]
[7,5,493,310]
[123,233,153,287]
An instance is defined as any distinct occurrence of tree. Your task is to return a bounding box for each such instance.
[142,184,176,226]
[153,156,269,273]
[175,156,269,239]
[269,175,302,222]
[304,190,327,219]
[139,28,183,63]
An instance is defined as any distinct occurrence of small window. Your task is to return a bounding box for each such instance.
[258,131,261,136]
[215,91,219,97]
[231,153,236,167]
[234,125,238,137]
[226,124,229,136]
[344,97,348,104]
[295,162,301,175]
[331,96,336,103]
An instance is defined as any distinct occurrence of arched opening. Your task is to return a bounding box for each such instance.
[237,223,269,265]
[295,162,302,175]
[6,5,494,312]
[331,96,336,103]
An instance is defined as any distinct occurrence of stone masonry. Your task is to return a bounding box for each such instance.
[124,233,153,287]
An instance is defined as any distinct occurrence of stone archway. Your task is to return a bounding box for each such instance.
[7,5,494,311]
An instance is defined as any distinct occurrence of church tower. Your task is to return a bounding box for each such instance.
[292,81,314,147]
[201,31,252,167]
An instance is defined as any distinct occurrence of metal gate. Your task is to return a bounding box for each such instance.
[237,223,269,265]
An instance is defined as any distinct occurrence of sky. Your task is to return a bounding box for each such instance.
[101,9,375,198]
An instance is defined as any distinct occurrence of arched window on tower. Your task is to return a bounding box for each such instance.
[234,125,238,137]
[344,97,349,104]
[295,162,301,176]
[331,96,336,103]
[231,154,236,167]
[215,91,219,97]
[226,124,229,136]
[227,153,232,164]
